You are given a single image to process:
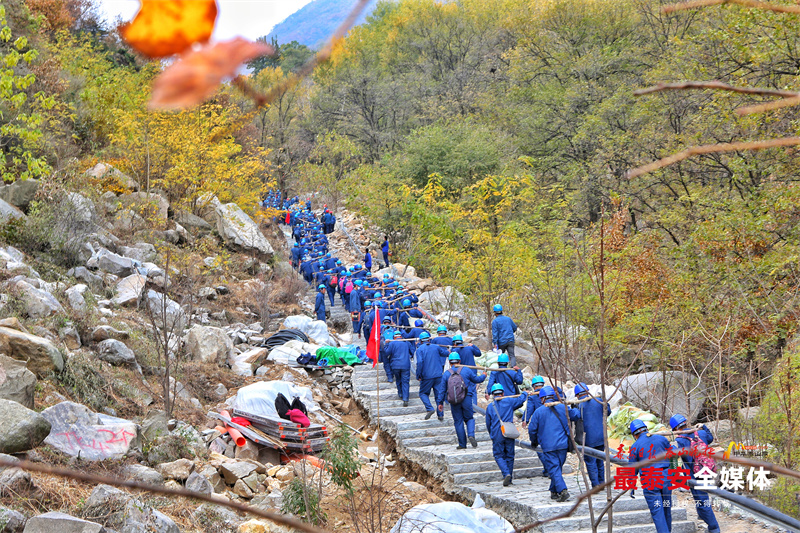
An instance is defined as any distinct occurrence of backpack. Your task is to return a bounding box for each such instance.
[689,432,716,473]
[275,393,292,420]
[330,274,338,286]
[446,367,467,405]
[345,281,354,294]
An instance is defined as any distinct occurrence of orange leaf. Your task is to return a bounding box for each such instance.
[120,0,218,58]
[149,38,272,110]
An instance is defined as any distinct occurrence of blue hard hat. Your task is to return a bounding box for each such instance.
[318,284,325,290]
[402,299,411,307]
[491,383,505,395]
[574,383,589,396]
[293,243,298,247]
[355,264,362,270]
[669,414,688,430]
[383,273,389,278]
[414,320,424,327]
[449,352,461,362]
[419,331,431,341]
[539,386,555,399]
[374,292,381,298]
[498,353,509,364]
[630,419,647,435]
[383,316,391,323]
[452,334,463,344]
[336,260,342,265]
[532,375,545,385]
[326,253,331,258]
[437,325,447,333]
[365,300,372,307]
[394,330,402,337]
[493,304,503,313]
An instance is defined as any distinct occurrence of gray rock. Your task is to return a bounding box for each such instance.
[121,464,163,486]
[193,505,242,530]
[118,192,169,221]
[184,325,231,364]
[58,325,81,350]
[69,267,103,291]
[156,458,193,481]
[111,274,146,307]
[0,327,64,377]
[0,454,35,497]
[9,280,64,319]
[90,326,129,343]
[0,504,26,532]
[109,209,146,234]
[197,287,217,300]
[174,211,211,233]
[739,406,761,421]
[145,290,186,332]
[41,401,139,461]
[0,355,36,408]
[0,179,39,211]
[141,410,169,442]
[65,193,96,226]
[250,490,283,512]
[0,399,50,453]
[84,484,130,516]
[97,252,135,277]
[616,371,706,423]
[119,243,157,264]
[195,193,221,224]
[184,471,212,495]
[96,339,139,369]
[23,512,105,533]
[214,203,274,258]
[219,461,258,485]
[65,284,88,312]
[0,198,25,224]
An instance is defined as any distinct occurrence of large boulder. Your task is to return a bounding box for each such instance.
[64,284,88,312]
[145,290,186,332]
[184,325,232,364]
[41,401,140,461]
[22,512,105,533]
[118,192,169,221]
[174,210,211,233]
[85,163,138,191]
[82,483,179,533]
[96,251,136,277]
[0,355,37,408]
[0,399,51,453]
[615,371,706,423]
[195,193,222,224]
[0,327,64,376]
[119,243,157,263]
[0,198,25,224]
[214,203,274,258]
[65,192,96,225]
[96,339,140,370]
[0,179,39,210]
[111,273,146,307]
[9,280,64,319]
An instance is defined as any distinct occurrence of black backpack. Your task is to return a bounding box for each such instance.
[446,368,467,405]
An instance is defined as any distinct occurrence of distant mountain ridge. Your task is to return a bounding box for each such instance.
[267,0,382,49]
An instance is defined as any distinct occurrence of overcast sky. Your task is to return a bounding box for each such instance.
[98,0,314,41]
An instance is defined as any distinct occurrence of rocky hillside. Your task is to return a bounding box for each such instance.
[0,166,441,533]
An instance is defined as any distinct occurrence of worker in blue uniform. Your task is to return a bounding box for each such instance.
[381,236,390,268]
[415,331,449,420]
[670,414,721,533]
[436,352,486,449]
[528,386,580,501]
[386,331,413,406]
[430,325,452,366]
[522,375,547,475]
[449,335,481,404]
[379,317,395,382]
[629,419,675,533]
[290,243,302,269]
[484,353,522,399]
[314,285,326,322]
[491,304,518,366]
[574,383,611,488]
[485,384,528,486]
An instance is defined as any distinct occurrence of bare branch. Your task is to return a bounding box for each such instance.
[0,457,331,533]
[665,0,800,14]
[634,81,799,98]
[626,137,800,178]
[736,95,800,115]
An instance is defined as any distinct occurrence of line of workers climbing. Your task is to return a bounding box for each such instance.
[270,194,720,532]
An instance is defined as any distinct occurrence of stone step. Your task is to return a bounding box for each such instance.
[353,380,419,392]
[542,507,689,533]
[570,520,696,533]
[453,466,546,484]
[368,399,428,410]
[380,415,484,432]
[408,444,538,464]
[400,432,493,448]
[448,456,541,475]
[397,423,490,440]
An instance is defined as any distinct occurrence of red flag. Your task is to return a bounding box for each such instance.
[366,305,381,367]
[285,211,290,224]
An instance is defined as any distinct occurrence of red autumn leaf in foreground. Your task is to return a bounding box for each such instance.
[120,0,218,58]
[149,38,273,110]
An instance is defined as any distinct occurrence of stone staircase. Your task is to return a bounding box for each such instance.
[351,363,697,533]
[279,219,696,532]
